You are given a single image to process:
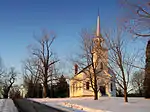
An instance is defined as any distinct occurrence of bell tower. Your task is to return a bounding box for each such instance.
[93,12,108,71]
[93,11,105,49]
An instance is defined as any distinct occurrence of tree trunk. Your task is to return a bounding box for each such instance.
[122,72,128,102]
[124,88,128,102]
[94,71,98,100]
[43,82,48,98]
[3,87,11,98]
[94,90,98,100]
[144,40,150,98]
[121,65,128,102]
[43,86,46,98]
[50,78,53,98]
[139,87,142,96]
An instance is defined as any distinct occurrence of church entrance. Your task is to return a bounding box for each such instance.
[99,86,106,96]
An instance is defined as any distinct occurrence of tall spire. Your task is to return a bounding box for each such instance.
[96,9,100,37]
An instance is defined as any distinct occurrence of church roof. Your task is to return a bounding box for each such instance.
[70,64,92,80]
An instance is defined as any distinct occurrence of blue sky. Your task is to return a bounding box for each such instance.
[0,0,146,80]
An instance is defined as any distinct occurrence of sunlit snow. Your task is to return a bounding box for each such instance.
[30,97,150,112]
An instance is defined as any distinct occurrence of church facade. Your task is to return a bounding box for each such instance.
[69,14,116,97]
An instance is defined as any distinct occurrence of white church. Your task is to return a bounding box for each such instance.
[69,14,116,97]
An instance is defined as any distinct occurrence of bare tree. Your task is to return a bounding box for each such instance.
[105,29,142,102]
[0,57,6,98]
[27,31,59,98]
[121,0,150,98]
[73,30,109,100]
[23,58,40,83]
[121,0,150,37]
[131,70,144,96]
[2,67,17,98]
[0,57,5,84]
[9,85,21,99]
[23,58,41,97]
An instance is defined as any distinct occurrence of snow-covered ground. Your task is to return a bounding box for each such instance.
[30,97,150,112]
[0,99,18,112]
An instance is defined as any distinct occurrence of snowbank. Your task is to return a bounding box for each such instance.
[0,99,18,112]
[30,97,150,112]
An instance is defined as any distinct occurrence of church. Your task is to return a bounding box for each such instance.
[69,14,116,97]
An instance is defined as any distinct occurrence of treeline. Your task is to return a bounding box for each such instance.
[25,75,69,98]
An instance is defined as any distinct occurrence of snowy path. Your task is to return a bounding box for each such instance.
[13,99,66,112]
[0,99,18,112]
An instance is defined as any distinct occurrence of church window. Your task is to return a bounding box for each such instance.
[86,82,89,90]
[111,83,113,91]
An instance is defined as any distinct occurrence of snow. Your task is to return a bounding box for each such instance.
[30,97,150,112]
[0,99,18,112]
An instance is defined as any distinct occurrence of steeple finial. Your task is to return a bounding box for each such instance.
[98,8,99,16]
[96,8,100,37]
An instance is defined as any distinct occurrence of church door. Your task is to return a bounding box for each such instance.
[99,86,106,96]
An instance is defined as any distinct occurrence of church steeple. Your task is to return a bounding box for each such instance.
[94,10,103,45]
[96,10,100,37]
[93,10,106,52]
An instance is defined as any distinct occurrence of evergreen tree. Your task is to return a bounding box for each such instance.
[55,75,69,98]
[144,40,150,98]
[26,81,42,98]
